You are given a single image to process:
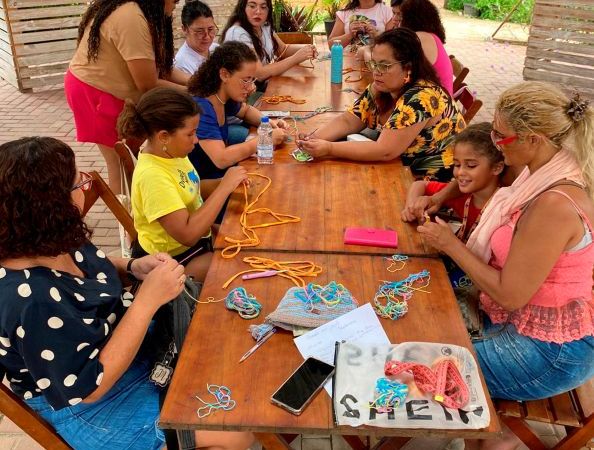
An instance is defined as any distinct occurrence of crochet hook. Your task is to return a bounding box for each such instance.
[242,270,286,280]
[239,328,276,363]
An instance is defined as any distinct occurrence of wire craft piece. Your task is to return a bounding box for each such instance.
[221,174,300,258]
[261,95,306,105]
[373,270,430,320]
[384,359,469,410]
[223,256,323,289]
[224,287,261,319]
[248,323,275,341]
[195,384,236,418]
[385,254,408,272]
[369,377,408,413]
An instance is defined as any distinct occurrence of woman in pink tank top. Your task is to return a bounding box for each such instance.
[392,0,453,94]
[419,82,594,449]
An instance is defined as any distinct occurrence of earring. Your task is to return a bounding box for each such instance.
[404,71,411,84]
[162,144,173,158]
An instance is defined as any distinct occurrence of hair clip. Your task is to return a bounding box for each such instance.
[567,93,590,122]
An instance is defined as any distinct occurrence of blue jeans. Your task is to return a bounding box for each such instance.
[26,355,165,450]
[474,317,594,401]
[227,124,250,145]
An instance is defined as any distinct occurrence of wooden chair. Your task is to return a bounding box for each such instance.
[450,54,469,93]
[114,138,141,188]
[83,170,137,242]
[454,85,483,124]
[0,366,71,449]
[497,378,594,450]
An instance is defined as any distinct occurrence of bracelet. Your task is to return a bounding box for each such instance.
[126,258,138,281]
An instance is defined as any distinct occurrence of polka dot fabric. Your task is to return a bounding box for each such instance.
[0,242,130,409]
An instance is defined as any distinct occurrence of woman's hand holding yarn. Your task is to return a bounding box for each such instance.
[131,253,172,280]
[137,259,186,309]
[417,216,458,252]
[271,127,287,146]
[297,138,332,158]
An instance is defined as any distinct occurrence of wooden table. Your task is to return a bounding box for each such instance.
[214,161,431,256]
[258,54,371,113]
[159,252,499,444]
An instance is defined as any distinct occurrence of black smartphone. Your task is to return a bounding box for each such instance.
[270,357,335,415]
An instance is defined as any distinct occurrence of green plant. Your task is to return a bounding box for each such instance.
[446,0,534,24]
[273,0,323,32]
[321,0,345,21]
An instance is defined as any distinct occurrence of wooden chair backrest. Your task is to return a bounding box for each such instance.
[450,54,469,93]
[114,138,141,188]
[82,171,137,242]
[0,366,71,449]
[454,85,483,124]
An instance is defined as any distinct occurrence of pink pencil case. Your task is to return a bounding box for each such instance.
[344,227,398,248]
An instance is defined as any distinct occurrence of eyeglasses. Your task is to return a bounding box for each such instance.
[490,129,518,150]
[187,24,219,38]
[365,59,402,75]
[240,77,257,87]
[71,171,93,192]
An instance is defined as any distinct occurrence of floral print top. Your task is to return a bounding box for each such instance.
[347,80,466,180]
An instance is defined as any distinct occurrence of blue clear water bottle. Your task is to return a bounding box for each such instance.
[257,116,274,165]
[330,40,343,84]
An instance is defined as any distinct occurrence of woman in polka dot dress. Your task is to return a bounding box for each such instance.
[0,137,254,449]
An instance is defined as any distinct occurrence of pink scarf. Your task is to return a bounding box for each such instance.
[466,149,585,262]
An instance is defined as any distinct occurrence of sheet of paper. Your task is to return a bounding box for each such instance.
[294,303,390,395]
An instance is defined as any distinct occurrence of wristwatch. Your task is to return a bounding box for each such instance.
[126,258,138,281]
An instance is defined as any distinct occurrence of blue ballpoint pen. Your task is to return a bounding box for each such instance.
[239,328,276,363]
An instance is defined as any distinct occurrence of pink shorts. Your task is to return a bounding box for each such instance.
[64,70,124,148]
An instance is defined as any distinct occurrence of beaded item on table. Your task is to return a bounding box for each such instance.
[266,282,358,331]
[385,254,408,272]
[223,256,323,288]
[384,359,469,409]
[369,377,408,413]
[260,95,306,105]
[225,287,262,319]
[373,270,430,320]
[195,384,236,418]
[221,173,300,258]
[248,323,275,341]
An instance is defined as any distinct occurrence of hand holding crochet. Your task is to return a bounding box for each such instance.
[417,216,458,252]
[296,138,333,158]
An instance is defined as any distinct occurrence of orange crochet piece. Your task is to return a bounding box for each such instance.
[261,95,307,105]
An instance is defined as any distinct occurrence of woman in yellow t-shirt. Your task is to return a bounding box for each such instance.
[66,0,190,195]
[117,87,248,281]
[298,28,465,181]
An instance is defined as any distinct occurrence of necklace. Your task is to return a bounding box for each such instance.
[214,93,225,105]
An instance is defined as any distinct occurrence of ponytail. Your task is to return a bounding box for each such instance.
[569,98,594,197]
[116,87,201,140]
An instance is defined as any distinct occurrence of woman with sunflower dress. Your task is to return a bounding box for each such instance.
[298,28,464,181]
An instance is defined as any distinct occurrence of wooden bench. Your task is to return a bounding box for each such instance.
[454,85,483,124]
[497,378,594,450]
[450,54,470,94]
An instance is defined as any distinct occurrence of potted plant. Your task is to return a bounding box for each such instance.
[463,0,480,18]
[322,0,344,38]
[273,0,322,43]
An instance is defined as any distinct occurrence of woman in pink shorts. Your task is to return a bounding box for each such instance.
[65,0,190,194]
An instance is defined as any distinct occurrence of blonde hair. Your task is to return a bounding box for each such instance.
[496,81,594,197]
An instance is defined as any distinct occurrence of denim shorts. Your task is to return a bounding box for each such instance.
[25,354,165,450]
[473,317,594,401]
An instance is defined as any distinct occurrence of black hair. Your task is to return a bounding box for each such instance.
[220,0,278,62]
[342,0,383,11]
[77,0,174,77]
[0,137,91,259]
[400,0,446,43]
[391,0,403,6]
[373,28,442,113]
[187,41,259,97]
[117,87,202,140]
[453,122,503,166]
[182,0,214,27]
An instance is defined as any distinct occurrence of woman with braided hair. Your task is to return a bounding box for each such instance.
[65,0,189,194]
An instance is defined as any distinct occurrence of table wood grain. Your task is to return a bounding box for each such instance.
[159,252,499,440]
[214,161,431,256]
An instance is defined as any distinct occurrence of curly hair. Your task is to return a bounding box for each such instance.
[220,0,278,62]
[187,41,258,97]
[118,87,202,140]
[182,0,213,27]
[453,122,502,166]
[373,28,441,114]
[0,137,91,260]
[400,0,446,43]
[77,0,174,76]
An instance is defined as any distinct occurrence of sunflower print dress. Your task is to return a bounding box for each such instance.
[347,79,466,180]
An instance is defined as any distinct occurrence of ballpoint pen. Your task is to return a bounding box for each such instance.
[239,328,276,363]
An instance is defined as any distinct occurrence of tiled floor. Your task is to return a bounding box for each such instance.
[0,4,587,450]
